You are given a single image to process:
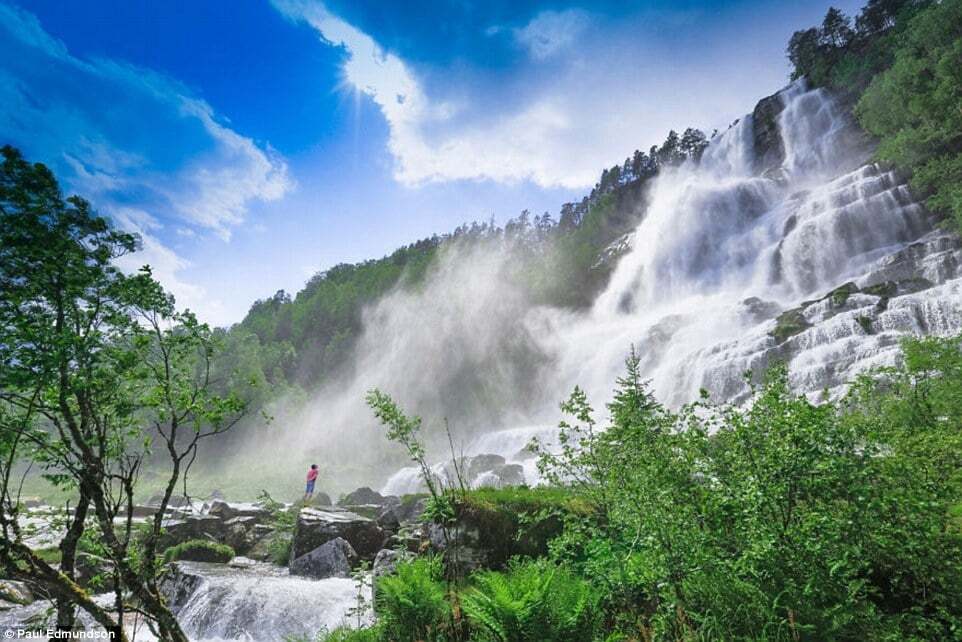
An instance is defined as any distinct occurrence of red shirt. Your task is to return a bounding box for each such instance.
[306,468,318,482]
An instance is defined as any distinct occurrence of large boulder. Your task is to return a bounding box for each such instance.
[161,514,225,547]
[495,463,525,487]
[339,487,388,507]
[467,454,505,481]
[291,508,385,561]
[290,537,357,579]
[207,500,270,523]
[223,516,259,554]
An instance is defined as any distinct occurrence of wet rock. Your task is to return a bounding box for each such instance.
[752,91,786,175]
[339,487,388,507]
[0,580,33,605]
[770,308,810,344]
[467,454,505,481]
[161,562,205,612]
[494,463,525,487]
[426,523,486,574]
[290,537,357,579]
[741,297,781,323]
[228,556,256,569]
[75,552,115,591]
[130,504,159,518]
[291,508,385,561]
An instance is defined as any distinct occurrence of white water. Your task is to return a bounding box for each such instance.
[539,80,954,409]
[380,80,962,490]
[170,562,368,641]
[0,562,367,642]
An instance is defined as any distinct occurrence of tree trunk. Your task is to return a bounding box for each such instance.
[56,488,90,629]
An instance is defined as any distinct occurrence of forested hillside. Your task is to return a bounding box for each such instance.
[228,127,711,395]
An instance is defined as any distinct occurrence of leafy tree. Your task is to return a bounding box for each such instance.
[0,146,249,641]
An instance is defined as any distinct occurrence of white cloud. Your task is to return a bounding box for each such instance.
[0,3,294,325]
[273,1,775,191]
[512,9,590,61]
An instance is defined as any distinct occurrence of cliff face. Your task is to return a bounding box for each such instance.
[751,91,786,175]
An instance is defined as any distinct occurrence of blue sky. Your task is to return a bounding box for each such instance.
[1,0,863,325]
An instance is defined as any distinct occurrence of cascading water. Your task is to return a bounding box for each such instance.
[168,562,368,641]
[540,80,957,408]
[0,562,368,641]
[381,80,962,492]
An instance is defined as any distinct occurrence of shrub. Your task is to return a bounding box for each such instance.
[376,557,451,642]
[462,559,601,642]
[163,539,234,564]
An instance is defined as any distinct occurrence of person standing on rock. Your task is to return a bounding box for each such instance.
[304,464,319,502]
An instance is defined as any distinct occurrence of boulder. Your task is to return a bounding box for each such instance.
[291,507,385,561]
[161,514,224,547]
[494,463,525,487]
[372,548,413,581]
[0,579,33,605]
[426,523,486,573]
[228,556,256,569]
[290,537,357,579]
[223,516,258,553]
[338,487,388,507]
[467,454,505,481]
[207,500,271,523]
[375,505,401,532]
[160,562,205,612]
[130,504,159,518]
[148,494,190,508]
[393,496,428,524]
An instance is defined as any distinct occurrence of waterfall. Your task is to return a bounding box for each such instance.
[168,561,369,641]
[537,79,958,408]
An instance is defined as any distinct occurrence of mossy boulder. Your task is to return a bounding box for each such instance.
[771,308,810,343]
[163,539,234,564]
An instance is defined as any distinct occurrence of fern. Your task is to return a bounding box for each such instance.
[462,560,600,642]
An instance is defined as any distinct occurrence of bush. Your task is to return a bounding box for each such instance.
[462,559,601,642]
[163,539,234,564]
[375,557,451,642]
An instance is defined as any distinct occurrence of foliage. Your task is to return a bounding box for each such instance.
[855,0,962,232]
[375,557,452,642]
[258,489,296,566]
[531,336,962,640]
[162,539,234,564]
[0,145,250,641]
[461,559,601,642]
